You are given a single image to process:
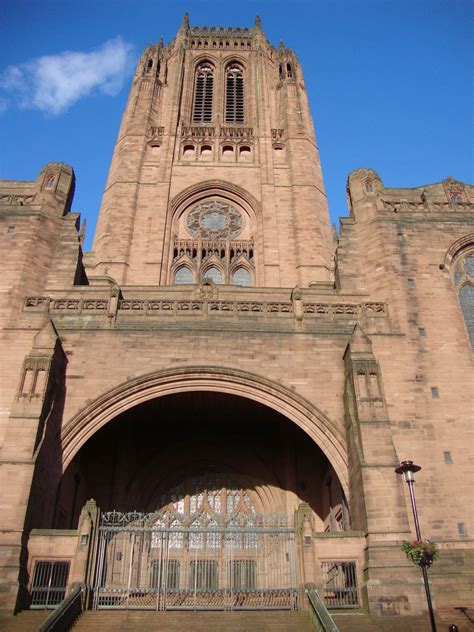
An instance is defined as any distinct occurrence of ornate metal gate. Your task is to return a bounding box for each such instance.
[92,505,297,610]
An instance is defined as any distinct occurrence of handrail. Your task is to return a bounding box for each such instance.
[455,607,474,624]
[37,583,84,632]
[306,585,340,632]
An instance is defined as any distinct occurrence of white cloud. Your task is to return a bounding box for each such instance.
[0,38,135,115]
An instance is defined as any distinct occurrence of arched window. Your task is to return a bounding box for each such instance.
[175,266,193,284]
[171,199,255,287]
[232,267,252,287]
[203,267,223,284]
[193,63,214,123]
[225,63,244,123]
[453,252,474,346]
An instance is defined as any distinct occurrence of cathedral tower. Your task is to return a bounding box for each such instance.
[91,15,333,288]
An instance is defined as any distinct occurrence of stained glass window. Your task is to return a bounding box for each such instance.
[203,267,223,284]
[454,264,463,286]
[453,252,474,347]
[232,267,251,286]
[459,284,474,346]
[175,266,193,284]
[465,255,474,278]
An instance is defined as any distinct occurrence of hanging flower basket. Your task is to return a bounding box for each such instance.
[402,539,440,568]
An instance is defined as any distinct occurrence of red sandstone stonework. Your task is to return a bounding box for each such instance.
[0,15,472,625]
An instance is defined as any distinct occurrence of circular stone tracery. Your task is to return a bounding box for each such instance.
[186,201,244,240]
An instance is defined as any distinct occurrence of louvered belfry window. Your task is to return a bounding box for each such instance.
[193,63,214,123]
[225,64,244,123]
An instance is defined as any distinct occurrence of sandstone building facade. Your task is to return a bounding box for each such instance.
[0,15,472,625]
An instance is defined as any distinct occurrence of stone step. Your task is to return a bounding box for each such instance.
[71,610,315,631]
[333,611,474,632]
[0,610,50,632]
[437,606,474,632]
[333,613,431,632]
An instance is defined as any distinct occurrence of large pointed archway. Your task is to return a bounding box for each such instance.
[60,366,349,495]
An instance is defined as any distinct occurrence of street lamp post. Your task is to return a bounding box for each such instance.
[395,460,437,632]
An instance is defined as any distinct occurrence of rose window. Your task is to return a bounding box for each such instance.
[186,201,243,240]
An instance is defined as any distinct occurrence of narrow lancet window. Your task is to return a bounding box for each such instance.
[193,63,214,123]
[453,252,474,346]
[225,63,244,123]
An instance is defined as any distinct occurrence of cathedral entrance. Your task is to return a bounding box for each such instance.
[44,387,351,612]
[93,477,297,611]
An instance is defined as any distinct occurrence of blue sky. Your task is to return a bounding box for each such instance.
[1,0,472,251]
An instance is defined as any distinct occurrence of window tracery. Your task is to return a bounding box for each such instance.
[172,199,254,285]
[453,252,474,346]
[187,201,244,240]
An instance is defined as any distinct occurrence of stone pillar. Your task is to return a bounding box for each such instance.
[295,502,317,605]
[0,319,66,611]
[70,500,100,607]
[343,325,428,615]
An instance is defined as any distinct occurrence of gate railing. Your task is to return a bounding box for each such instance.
[92,512,297,611]
[321,561,358,609]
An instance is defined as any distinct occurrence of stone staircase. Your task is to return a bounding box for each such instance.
[333,610,474,632]
[70,611,315,631]
[437,606,474,632]
[0,609,50,631]
[1,607,472,631]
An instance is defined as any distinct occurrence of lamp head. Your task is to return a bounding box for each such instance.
[395,460,421,483]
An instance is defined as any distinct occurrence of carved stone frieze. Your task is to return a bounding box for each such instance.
[0,194,36,205]
[24,295,387,322]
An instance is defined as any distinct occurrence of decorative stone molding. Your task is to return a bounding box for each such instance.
[147,126,165,147]
[24,294,386,322]
[0,194,36,205]
[181,126,254,141]
[383,199,473,213]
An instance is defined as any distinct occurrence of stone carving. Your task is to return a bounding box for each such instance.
[177,300,202,311]
[52,300,80,311]
[24,297,50,310]
[364,302,385,314]
[382,198,472,213]
[0,194,36,205]
[181,126,216,138]
[219,127,253,140]
[23,295,387,322]
[147,126,165,147]
[82,300,108,311]
[181,126,253,141]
